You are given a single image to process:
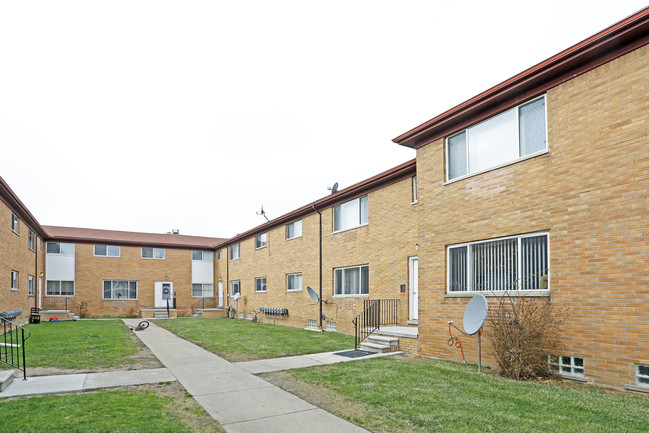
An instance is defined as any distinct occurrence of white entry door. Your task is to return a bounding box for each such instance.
[409,257,419,321]
[218,281,224,308]
[154,281,174,308]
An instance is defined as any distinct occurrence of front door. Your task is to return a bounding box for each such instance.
[218,281,223,308]
[155,281,173,308]
[409,257,418,321]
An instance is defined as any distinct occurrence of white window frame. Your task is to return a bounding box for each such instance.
[446,232,549,295]
[141,247,165,259]
[192,250,213,262]
[412,176,418,204]
[94,245,121,257]
[28,275,35,296]
[255,277,267,293]
[286,220,302,240]
[333,264,369,297]
[333,195,369,233]
[217,249,222,261]
[46,242,75,255]
[46,280,75,297]
[230,280,241,297]
[255,233,267,249]
[11,270,18,290]
[636,364,649,387]
[230,243,240,260]
[103,280,138,300]
[192,283,214,297]
[28,230,35,251]
[11,213,19,234]
[286,273,303,292]
[445,95,548,183]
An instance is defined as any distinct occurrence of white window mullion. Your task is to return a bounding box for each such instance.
[517,237,522,290]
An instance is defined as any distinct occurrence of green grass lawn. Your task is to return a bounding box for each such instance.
[288,357,649,433]
[1,319,142,370]
[156,318,354,361]
[0,383,224,433]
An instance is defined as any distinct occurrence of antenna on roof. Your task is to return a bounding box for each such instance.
[256,206,269,222]
[171,229,180,235]
[327,182,338,195]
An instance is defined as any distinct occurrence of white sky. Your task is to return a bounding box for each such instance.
[1,1,647,238]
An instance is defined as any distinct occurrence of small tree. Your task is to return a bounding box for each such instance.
[490,292,565,380]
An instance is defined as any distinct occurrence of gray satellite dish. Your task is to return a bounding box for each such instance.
[463,294,488,336]
[307,286,319,303]
[327,182,339,194]
[232,292,241,301]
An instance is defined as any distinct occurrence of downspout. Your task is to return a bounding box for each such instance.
[312,205,323,329]
[226,246,229,309]
[34,235,38,309]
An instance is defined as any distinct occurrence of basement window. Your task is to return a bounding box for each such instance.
[549,355,585,379]
[636,364,649,387]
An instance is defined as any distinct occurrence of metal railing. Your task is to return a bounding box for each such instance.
[352,299,399,349]
[1,315,31,380]
[191,297,218,316]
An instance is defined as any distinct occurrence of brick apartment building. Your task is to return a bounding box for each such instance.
[2,9,649,391]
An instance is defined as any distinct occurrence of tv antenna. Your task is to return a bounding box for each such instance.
[327,182,338,195]
[256,206,269,222]
[447,294,488,373]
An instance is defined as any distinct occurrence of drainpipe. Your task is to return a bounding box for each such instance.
[34,236,38,309]
[226,246,229,309]
[312,205,323,329]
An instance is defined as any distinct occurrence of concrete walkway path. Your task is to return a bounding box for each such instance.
[0,368,175,398]
[123,319,371,433]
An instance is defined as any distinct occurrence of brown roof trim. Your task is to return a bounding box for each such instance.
[0,175,48,238]
[44,225,226,250]
[214,158,416,249]
[393,7,649,149]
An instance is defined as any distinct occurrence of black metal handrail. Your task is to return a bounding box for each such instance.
[1,315,31,380]
[191,297,217,316]
[352,299,399,349]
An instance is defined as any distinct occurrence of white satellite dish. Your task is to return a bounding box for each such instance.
[463,294,488,336]
[307,286,319,303]
[232,292,241,301]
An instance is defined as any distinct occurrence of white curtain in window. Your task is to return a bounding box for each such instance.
[448,132,467,179]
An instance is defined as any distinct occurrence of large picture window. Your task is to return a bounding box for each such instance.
[103,280,137,300]
[192,283,214,297]
[46,280,75,296]
[333,196,368,232]
[334,265,369,296]
[448,233,548,293]
[446,95,547,181]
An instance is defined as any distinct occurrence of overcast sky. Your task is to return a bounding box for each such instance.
[1,1,646,238]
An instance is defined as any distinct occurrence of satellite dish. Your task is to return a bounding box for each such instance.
[327,182,339,195]
[256,206,269,222]
[232,292,241,301]
[463,294,488,335]
[307,286,319,303]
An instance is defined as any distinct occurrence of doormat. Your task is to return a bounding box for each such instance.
[334,349,374,358]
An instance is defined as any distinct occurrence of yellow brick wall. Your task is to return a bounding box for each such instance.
[217,175,419,336]
[0,200,44,323]
[415,44,649,389]
[45,243,205,317]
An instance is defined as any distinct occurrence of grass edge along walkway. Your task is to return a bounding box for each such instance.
[288,356,649,433]
[155,317,354,361]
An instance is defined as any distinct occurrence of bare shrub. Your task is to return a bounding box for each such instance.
[490,293,565,380]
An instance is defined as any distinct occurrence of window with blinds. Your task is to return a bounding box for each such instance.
[448,233,548,293]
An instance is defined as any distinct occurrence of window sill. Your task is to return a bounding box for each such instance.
[255,291,267,294]
[411,200,418,205]
[625,384,649,394]
[192,295,214,298]
[332,223,368,235]
[559,373,587,382]
[255,246,267,250]
[286,289,303,293]
[141,257,165,260]
[12,230,20,236]
[444,148,550,185]
[286,236,302,241]
[45,295,75,298]
[103,299,137,301]
[444,290,550,299]
[332,294,369,298]
[94,256,121,258]
[230,258,240,262]
[11,288,19,292]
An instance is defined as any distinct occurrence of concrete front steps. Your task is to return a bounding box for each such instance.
[140,309,178,319]
[39,310,79,322]
[0,370,14,392]
[360,335,400,353]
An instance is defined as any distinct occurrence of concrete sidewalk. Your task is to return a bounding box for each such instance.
[0,368,175,398]
[124,319,371,433]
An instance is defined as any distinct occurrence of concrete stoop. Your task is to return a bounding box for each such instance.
[194,308,226,318]
[0,370,14,392]
[39,310,79,321]
[360,334,399,353]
